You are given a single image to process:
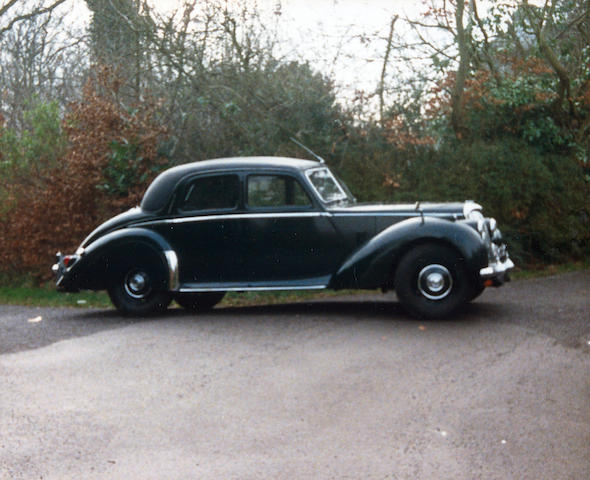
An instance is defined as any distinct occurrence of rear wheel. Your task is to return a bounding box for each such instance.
[394,243,470,318]
[174,292,225,311]
[108,266,172,316]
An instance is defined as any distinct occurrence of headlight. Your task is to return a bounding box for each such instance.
[464,201,483,220]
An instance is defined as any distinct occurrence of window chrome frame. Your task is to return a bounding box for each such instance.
[305,167,349,204]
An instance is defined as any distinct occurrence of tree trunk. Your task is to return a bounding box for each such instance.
[450,0,471,138]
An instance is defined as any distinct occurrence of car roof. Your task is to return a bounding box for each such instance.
[140,156,322,212]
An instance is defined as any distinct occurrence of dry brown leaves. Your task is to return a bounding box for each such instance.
[0,66,167,279]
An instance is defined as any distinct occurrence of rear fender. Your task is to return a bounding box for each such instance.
[329,217,487,289]
[67,228,179,291]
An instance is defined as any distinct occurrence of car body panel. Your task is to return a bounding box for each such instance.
[58,227,178,292]
[329,216,488,289]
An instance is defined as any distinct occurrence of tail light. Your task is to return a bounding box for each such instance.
[63,255,78,268]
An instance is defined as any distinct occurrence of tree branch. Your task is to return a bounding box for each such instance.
[472,0,501,86]
[0,0,68,37]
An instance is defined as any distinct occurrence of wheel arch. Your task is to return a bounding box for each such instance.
[69,228,179,292]
[329,217,487,290]
[387,236,469,288]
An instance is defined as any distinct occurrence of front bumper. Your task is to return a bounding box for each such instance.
[478,237,514,285]
[466,210,514,286]
[480,257,514,284]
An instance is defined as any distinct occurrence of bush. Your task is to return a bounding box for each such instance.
[0,100,66,202]
[0,68,167,280]
[378,139,590,264]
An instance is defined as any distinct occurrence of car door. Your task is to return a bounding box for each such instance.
[235,172,344,286]
[162,173,242,285]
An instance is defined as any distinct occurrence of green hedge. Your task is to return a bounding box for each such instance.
[338,138,590,264]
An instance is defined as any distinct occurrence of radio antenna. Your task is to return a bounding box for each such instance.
[289,137,325,164]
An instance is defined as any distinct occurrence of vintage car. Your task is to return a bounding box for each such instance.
[53,156,513,318]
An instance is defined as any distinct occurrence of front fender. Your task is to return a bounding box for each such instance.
[329,217,487,289]
[63,228,179,292]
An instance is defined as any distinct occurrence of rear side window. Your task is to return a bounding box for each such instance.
[180,174,239,211]
[247,175,311,208]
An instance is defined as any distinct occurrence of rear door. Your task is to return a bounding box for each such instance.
[163,173,242,284]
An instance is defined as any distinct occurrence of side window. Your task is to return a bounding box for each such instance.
[180,174,239,211]
[247,175,312,208]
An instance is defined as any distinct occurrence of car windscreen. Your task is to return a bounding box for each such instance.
[305,167,349,204]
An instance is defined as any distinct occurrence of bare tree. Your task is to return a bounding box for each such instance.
[0,7,87,130]
[85,0,156,101]
[399,0,475,137]
[0,0,68,37]
[450,0,473,137]
[378,15,398,126]
[521,0,584,119]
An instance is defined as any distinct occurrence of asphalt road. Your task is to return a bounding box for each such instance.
[1,271,589,479]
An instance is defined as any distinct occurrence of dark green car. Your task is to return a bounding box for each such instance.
[53,157,513,318]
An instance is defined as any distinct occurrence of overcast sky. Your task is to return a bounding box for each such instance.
[247,0,430,100]
[142,0,430,99]
[66,0,523,102]
[272,0,416,90]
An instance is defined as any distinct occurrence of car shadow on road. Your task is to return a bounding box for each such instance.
[166,298,492,325]
[61,297,503,326]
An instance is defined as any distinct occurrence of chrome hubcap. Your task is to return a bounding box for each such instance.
[418,264,453,300]
[124,270,151,299]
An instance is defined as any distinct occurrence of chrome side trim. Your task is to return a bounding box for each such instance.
[134,211,331,227]
[133,210,465,228]
[331,212,458,218]
[179,285,327,293]
[164,250,180,291]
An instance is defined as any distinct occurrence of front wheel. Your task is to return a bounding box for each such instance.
[108,267,172,316]
[469,284,486,302]
[394,244,470,319]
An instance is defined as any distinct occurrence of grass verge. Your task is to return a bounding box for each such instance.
[510,258,590,280]
[0,284,112,308]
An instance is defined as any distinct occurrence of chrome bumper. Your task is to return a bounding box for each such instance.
[480,257,514,280]
[52,252,81,292]
[52,252,66,286]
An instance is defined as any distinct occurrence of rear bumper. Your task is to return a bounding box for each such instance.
[52,252,81,292]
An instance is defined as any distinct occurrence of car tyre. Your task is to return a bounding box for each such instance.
[174,292,226,311]
[108,267,172,316]
[394,243,470,318]
[469,284,486,302]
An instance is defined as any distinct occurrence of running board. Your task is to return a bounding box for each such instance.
[178,279,330,293]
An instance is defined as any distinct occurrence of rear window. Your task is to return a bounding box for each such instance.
[180,174,239,211]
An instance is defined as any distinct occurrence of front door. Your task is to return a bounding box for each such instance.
[236,173,344,286]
